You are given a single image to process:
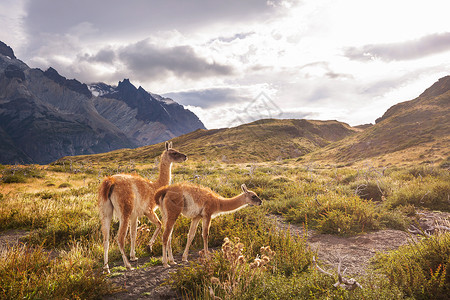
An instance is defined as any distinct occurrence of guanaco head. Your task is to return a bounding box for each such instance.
[162,141,187,163]
[241,184,262,206]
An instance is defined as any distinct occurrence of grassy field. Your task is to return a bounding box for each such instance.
[0,158,449,299]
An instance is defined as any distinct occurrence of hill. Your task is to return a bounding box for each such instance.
[57,118,359,164]
[0,41,204,165]
[308,76,450,165]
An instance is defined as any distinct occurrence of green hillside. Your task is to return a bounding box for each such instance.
[308,76,450,166]
[56,118,359,164]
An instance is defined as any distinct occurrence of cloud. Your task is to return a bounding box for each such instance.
[23,0,281,39]
[164,87,249,108]
[116,40,234,79]
[85,47,116,64]
[208,32,256,44]
[344,32,450,61]
[298,62,354,80]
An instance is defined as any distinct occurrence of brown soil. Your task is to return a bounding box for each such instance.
[103,254,189,300]
[0,229,29,252]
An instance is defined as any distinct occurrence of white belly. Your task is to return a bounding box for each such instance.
[181,192,202,218]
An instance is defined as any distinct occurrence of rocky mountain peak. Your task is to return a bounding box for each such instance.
[0,41,16,59]
[44,67,92,98]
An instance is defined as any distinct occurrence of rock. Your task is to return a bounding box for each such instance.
[0,41,16,59]
[0,45,205,164]
[4,64,25,80]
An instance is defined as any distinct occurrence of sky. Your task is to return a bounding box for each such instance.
[1,0,449,129]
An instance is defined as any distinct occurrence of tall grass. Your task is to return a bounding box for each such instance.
[0,162,448,298]
[0,243,111,299]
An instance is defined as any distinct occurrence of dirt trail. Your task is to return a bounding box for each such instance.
[103,254,188,300]
[269,214,414,275]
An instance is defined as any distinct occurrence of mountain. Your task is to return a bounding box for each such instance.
[308,76,450,165]
[90,79,205,146]
[0,41,205,164]
[56,118,360,163]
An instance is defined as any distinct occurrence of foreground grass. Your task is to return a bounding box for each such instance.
[170,232,450,300]
[0,243,111,299]
[0,161,449,298]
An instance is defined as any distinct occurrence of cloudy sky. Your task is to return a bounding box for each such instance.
[1,0,449,129]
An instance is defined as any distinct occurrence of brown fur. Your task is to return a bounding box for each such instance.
[98,142,187,273]
[155,182,262,267]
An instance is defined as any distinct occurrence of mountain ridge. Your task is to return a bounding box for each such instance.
[0,41,205,164]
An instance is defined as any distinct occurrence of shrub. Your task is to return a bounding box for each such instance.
[407,165,443,178]
[282,193,403,235]
[351,181,386,201]
[371,233,450,300]
[386,177,450,212]
[2,174,27,183]
[58,182,72,188]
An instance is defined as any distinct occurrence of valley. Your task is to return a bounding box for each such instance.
[0,41,449,299]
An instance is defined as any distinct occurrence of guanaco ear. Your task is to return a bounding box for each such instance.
[241,184,249,193]
[169,141,173,149]
[165,141,170,150]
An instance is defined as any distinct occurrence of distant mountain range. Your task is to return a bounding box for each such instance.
[59,76,450,166]
[0,41,205,164]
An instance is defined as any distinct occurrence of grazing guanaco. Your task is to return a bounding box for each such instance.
[154,183,262,267]
[98,141,187,273]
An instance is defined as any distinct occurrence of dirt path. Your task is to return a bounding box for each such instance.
[103,254,188,300]
[268,214,416,275]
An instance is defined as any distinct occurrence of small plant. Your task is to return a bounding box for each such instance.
[208,238,276,299]
[169,237,276,299]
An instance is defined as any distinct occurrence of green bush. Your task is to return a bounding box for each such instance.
[58,182,72,188]
[372,233,450,300]
[386,177,450,211]
[2,174,27,183]
[281,193,406,235]
[351,181,386,201]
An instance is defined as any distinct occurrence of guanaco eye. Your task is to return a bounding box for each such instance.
[252,195,257,199]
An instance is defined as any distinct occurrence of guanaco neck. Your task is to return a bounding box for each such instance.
[218,194,247,213]
[155,156,172,187]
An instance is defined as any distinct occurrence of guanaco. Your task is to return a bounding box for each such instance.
[154,183,262,267]
[98,141,186,273]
